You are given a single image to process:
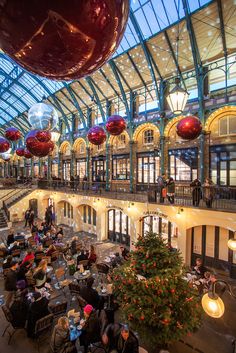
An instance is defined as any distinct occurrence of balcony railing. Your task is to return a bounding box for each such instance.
[36,179,236,212]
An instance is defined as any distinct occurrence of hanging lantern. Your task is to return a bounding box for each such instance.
[105,115,126,136]
[16,148,25,157]
[87,126,106,146]
[36,130,51,143]
[0,1,129,81]
[24,149,33,159]
[176,116,202,140]
[28,103,58,131]
[50,127,61,143]
[5,127,21,141]
[167,78,189,115]
[0,137,10,153]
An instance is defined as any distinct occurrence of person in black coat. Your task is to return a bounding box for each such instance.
[50,316,77,353]
[7,232,15,247]
[29,211,35,228]
[24,209,31,227]
[79,277,101,310]
[80,305,101,353]
[4,260,18,307]
[77,250,88,266]
[190,179,202,207]
[102,323,139,353]
[27,292,49,338]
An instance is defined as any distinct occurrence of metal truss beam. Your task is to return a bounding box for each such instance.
[63,83,87,129]
[70,85,89,109]
[85,77,105,122]
[99,68,121,99]
[129,9,160,101]
[216,0,227,57]
[109,61,130,118]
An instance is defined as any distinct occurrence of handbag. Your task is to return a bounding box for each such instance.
[162,188,167,198]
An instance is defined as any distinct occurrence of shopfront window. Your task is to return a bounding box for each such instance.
[76,159,86,180]
[108,209,130,246]
[112,155,130,180]
[137,152,160,184]
[92,157,106,182]
[169,148,198,181]
[64,202,73,219]
[63,161,71,181]
[210,144,236,186]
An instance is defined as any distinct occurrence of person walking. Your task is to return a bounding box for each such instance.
[190,178,202,207]
[166,177,175,204]
[157,173,166,203]
[28,210,35,228]
[24,208,31,227]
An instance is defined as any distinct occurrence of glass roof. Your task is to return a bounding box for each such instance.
[114,0,212,55]
[0,0,220,128]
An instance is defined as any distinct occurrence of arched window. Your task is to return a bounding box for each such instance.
[219,116,236,136]
[64,202,73,219]
[143,129,154,144]
[82,205,96,226]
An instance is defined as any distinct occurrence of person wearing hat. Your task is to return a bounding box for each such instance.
[26,291,49,338]
[80,304,100,353]
[102,323,139,353]
[4,260,18,307]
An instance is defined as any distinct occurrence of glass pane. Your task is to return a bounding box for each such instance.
[229,116,236,134]
[138,158,142,183]
[143,216,151,235]
[152,217,159,234]
[115,210,120,233]
[108,210,114,231]
[219,117,227,135]
[210,152,217,184]
[220,161,227,185]
[121,214,127,234]
[230,161,236,186]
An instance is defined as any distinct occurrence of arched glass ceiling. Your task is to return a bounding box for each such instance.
[114,0,212,55]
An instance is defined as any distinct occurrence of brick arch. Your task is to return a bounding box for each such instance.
[133,123,160,142]
[205,105,236,132]
[59,141,71,154]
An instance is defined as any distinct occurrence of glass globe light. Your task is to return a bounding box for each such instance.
[167,78,189,114]
[201,293,225,318]
[228,238,236,251]
[1,152,12,161]
[28,102,58,131]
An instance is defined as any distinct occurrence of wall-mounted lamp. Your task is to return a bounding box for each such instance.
[228,232,236,251]
[176,207,184,218]
[128,202,134,209]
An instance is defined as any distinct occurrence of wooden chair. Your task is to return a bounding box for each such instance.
[34,314,54,353]
[1,305,25,344]
[49,301,67,318]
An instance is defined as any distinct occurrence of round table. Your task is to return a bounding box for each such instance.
[74,271,91,281]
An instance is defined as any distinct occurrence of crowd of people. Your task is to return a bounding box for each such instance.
[0,205,137,353]
[157,174,215,208]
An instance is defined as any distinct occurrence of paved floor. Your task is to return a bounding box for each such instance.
[0,222,236,353]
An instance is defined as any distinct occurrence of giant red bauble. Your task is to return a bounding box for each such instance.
[105,115,126,136]
[0,137,10,153]
[24,149,33,159]
[176,116,202,140]
[5,127,21,141]
[36,130,51,143]
[87,126,106,145]
[26,130,54,157]
[0,1,129,80]
[16,148,25,157]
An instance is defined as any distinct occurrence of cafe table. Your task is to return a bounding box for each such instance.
[74,270,91,282]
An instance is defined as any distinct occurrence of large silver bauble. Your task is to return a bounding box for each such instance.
[28,103,58,131]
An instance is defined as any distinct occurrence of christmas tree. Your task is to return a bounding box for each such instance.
[112,232,202,347]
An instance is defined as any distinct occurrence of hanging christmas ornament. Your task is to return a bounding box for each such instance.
[0,137,10,153]
[105,115,126,136]
[0,1,129,81]
[1,152,11,161]
[5,127,21,141]
[24,149,33,159]
[36,130,51,143]
[87,126,106,145]
[16,148,25,157]
[25,130,54,157]
[176,116,202,140]
[28,103,58,131]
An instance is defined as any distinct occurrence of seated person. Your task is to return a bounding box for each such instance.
[21,250,35,265]
[55,227,64,239]
[50,316,77,353]
[102,323,139,353]
[0,243,8,257]
[80,304,101,352]
[88,245,97,266]
[111,253,124,268]
[71,236,79,256]
[10,293,29,328]
[3,255,13,269]
[192,258,208,278]
[9,241,21,255]
[34,245,45,266]
[46,244,57,261]
[120,246,130,261]
[33,260,48,289]
[7,232,15,247]
[79,277,100,310]
[17,260,32,282]
[26,291,49,338]
[31,222,39,233]
[77,249,88,266]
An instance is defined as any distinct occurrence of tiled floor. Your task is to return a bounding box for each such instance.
[0,222,236,353]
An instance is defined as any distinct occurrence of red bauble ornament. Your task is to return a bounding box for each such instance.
[140,315,145,321]
[87,126,106,145]
[16,148,25,157]
[105,115,126,136]
[176,116,202,140]
[36,130,51,143]
[0,1,129,80]
[0,137,10,153]
[5,127,21,141]
[24,149,33,159]
[25,130,54,157]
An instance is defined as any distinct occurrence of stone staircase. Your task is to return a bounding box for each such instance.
[0,209,8,230]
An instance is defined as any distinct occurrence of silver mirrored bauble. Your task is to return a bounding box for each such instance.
[28,102,58,131]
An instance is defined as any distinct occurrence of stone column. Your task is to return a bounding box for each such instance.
[31,157,34,178]
[105,143,110,191]
[86,147,91,182]
[71,150,75,178]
